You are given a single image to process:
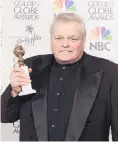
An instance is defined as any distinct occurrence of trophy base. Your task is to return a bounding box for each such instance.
[19,89,36,96]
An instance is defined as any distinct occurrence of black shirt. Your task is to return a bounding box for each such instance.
[48,59,82,141]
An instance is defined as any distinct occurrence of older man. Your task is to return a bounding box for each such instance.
[1,13,118,141]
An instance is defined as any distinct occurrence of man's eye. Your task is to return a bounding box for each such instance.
[70,38,78,41]
[55,38,62,40]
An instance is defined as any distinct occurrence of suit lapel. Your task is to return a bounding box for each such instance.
[65,64,103,141]
[31,64,51,141]
[31,92,48,141]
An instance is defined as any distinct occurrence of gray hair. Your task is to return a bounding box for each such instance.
[50,13,86,42]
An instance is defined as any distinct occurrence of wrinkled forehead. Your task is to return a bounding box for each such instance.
[52,21,83,36]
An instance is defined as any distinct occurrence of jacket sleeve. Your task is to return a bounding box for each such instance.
[1,55,43,123]
[1,84,24,123]
[111,69,118,141]
[0,57,35,123]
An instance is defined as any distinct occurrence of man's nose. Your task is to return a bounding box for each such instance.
[62,39,69,48]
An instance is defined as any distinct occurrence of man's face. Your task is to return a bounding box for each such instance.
[51,21,84,64]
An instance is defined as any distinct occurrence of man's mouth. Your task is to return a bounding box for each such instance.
[60,50,73,52]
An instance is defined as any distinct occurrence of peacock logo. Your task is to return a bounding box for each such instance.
[89,27,112,41]
[53,0,76,11]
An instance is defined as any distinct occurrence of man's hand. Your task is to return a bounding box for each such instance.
[10,67,32,97]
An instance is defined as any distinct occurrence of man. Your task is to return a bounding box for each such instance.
[1,13,118,141]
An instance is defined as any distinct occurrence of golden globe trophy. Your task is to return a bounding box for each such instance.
[13,45,36,96]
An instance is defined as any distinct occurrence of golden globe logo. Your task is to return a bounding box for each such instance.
[13,120,20,134]
[14,0,40,20]
[88,1,114,20]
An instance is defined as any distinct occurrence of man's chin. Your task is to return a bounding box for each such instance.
[58,58,70,62]
[56,58,72,64]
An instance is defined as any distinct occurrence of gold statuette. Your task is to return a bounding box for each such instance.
[13,45,36,96]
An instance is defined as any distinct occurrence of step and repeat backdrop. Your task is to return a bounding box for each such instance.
[1,0,118,141]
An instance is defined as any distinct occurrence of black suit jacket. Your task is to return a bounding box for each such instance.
[1,52,118,141]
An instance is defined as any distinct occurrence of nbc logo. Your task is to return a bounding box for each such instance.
[89,27,112,41]
[89,27,112,51]
[53,0,76,12]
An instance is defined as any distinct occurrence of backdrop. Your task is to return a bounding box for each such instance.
[1,0,118,141]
